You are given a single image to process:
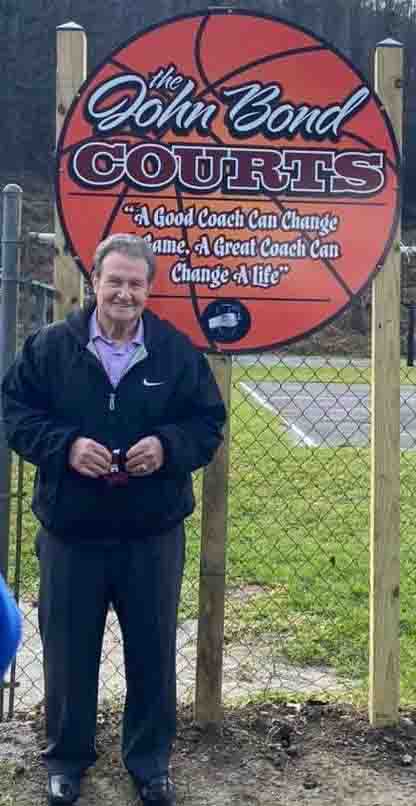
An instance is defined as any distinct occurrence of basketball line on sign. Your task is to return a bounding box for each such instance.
[150,294,331,302]
[94,125,167,274]
[98,120,178,272]
[112,57,142,74]
[112,25,326,111]
[183,130,354,303]
[195,19,326,103]
[67,192,389,208]
[193,21,355,303]
[192,13,400,295]
[193,15,399,180]
[239,382,318,448]
[99,182,130,248]
[174,180,218,350]
[342,128,399,177]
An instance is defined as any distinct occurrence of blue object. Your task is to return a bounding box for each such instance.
[0,573,22,679]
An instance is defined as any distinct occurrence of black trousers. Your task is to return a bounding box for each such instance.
[36,524,185,781]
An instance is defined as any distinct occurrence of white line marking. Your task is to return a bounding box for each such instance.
[239,382,318,448]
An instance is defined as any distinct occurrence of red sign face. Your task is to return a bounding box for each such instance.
[56,10,400,353]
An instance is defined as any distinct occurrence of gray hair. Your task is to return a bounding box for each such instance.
[92,234,156,284]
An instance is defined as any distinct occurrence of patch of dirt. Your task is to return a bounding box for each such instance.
[1,700,416,805]
[11,602,353,710]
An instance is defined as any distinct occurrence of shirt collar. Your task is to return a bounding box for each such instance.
[90,309,144,346]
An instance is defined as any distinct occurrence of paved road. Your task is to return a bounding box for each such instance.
[240,380,416,450]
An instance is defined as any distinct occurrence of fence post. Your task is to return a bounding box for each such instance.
[54,22,86,321]
[0,184,22,580]
[195,355,231,725]
[369,39,403,727]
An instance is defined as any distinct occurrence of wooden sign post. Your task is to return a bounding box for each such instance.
[54,22,86,320]
[195,355,232,725]
[369,38,403,727]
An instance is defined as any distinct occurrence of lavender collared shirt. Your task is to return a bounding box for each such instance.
[89,310,145,388]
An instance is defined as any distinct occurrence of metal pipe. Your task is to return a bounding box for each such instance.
[0,184,22,721]
[0,184,22,580]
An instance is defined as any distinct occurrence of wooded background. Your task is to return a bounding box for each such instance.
[1,0,415,217]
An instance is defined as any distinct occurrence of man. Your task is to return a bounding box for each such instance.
[1,234,226,806]
[0,572,22,680]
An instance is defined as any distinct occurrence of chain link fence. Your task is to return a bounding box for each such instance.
[2,210,416,718]
[6,350,373,716]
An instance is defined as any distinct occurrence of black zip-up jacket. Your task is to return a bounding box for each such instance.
[1,305,226,541]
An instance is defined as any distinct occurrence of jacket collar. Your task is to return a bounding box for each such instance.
[65,303,168,352]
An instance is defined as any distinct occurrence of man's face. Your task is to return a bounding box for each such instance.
[93,251,151,330]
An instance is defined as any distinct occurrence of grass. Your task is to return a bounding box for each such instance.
[232,356,416,386]
[7,358,416,705]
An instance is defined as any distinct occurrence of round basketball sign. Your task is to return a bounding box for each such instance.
[56,10,400,353]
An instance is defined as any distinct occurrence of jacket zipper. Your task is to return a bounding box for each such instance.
[109,392,116,411]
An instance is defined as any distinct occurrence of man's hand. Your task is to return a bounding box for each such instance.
[69,438,112,478]
[125,436,164,476]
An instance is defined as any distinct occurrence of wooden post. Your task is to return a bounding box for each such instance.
[369,38,403,727]
[195,355,232,725]
[54,22,86,321]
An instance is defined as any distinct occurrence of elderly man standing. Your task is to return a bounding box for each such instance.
[1,234,226,806]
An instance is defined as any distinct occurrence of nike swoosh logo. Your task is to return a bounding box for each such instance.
[143,379,165,387]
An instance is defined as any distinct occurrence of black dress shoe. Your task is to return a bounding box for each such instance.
[136,774,176,805]
[48,773,81,805]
